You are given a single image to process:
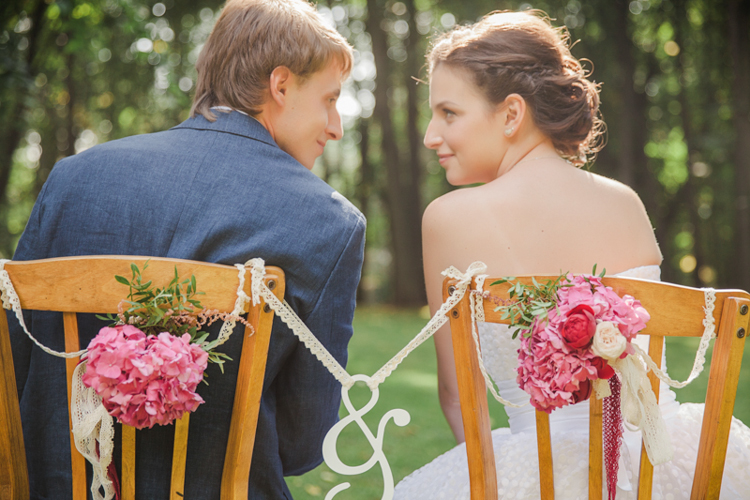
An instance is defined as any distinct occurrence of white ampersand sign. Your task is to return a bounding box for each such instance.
[322,374,411,500]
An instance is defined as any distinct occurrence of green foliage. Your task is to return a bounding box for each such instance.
[489,266,606,340]
[97,260,231,371]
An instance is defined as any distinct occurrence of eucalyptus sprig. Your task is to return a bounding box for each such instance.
[97,261,233,373]
[490,264,606,339]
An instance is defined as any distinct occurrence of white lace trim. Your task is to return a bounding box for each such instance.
[631,288,716,389]
[71,361,116,500]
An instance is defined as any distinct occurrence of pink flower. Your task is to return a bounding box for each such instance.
[516,273,650,413]
[82,325,208,429]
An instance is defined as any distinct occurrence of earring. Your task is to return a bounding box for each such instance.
[504,127,514,137]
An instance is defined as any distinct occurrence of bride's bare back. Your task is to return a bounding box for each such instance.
[423,160,661,281]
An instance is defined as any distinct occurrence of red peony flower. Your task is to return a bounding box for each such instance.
[571,379,592,403]
[590,356,615,380]
[561,304,597,349]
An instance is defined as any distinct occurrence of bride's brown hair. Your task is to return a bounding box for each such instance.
[427,10,604,165]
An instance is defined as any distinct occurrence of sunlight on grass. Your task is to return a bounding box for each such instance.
[286,307,750,499]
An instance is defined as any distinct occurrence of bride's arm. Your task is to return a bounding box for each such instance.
[423,195,471,444]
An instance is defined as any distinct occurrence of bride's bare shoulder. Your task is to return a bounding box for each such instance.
[422,187,483,228]
[579,169,648,208]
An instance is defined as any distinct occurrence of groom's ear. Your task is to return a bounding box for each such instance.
[268,66,293,107]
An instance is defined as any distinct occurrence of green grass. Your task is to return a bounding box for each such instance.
[285,307,750,499]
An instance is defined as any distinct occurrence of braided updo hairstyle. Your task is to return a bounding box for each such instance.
[427,10,604,165]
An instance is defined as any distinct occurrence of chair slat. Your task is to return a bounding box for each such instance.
[4,256,247,313]
[588,394,602,500]
[691,297,750,499]
[637,335,664,499]
[444,281,498,500]
[536,410,554,500]
[170,413,190,500]
[221,272,284,500]
[63,312,87,500]
[121,425,136,500]
[0,307,29,500]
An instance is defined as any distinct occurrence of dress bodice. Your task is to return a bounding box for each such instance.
[476,265,678,433]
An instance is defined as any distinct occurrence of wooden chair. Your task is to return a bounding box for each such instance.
[443,275,750,500]
[0,256,285,500]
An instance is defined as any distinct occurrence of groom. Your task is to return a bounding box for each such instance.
[9,0,364,498]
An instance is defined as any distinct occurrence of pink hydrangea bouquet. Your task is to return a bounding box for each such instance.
[85,262,248,429]
[512,272,650,413]
[82,325,208,428]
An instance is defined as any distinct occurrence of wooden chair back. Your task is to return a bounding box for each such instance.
[443,275,750,500]
[0,256,285,500]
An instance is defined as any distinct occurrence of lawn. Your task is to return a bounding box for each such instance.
[285,306,750,499]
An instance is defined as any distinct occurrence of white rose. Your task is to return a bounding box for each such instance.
[591,321,627,361]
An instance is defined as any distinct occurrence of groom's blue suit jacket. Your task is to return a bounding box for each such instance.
[10,111,366,499]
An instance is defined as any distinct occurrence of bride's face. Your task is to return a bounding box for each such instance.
[424,64,507,185]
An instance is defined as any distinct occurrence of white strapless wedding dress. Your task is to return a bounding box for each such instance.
[394,266,750,499]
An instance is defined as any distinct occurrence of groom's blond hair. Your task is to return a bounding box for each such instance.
[191,0,352,121]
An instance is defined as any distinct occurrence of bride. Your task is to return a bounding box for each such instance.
[394,10,750,499]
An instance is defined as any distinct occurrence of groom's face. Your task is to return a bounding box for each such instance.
[273,62,345,170]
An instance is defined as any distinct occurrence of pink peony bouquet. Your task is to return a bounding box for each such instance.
[82,325,208,429]
[515,273,650,413]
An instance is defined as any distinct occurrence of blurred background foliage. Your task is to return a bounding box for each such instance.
[2,0,750,306]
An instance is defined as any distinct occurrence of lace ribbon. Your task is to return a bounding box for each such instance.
[611,354,673,465]
[631,288,717,389]
[71,361,116,500]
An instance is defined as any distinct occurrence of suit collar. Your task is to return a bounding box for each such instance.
[172,110,278,148]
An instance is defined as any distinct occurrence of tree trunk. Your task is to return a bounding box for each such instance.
[728,0,750,290]
[356,118,372,303]
[0,0,47,257]
[672,0,703,285]
[365,0,425,305]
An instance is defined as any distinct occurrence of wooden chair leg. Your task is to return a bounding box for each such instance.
[691,298,750,499]
[0,307,29,500]
[588,394,602,500]
[447,284,498,500]
[536,410,554,500]
[637,335,664,499]
[170,414,190,500]
[122,425,136,500]
[63,312,87,500]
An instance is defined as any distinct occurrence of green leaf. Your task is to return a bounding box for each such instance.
[599,268,606,278]
[592,264,597,275]
[115,275,130,286]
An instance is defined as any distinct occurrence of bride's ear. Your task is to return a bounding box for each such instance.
[501,94,526,138]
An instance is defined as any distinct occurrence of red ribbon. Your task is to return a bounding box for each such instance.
[602,376,624,500]
[94,440,121,500]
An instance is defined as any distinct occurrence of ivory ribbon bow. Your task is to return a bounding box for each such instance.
[612,355,674,465]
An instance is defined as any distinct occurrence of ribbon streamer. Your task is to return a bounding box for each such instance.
[611,355,673,465]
